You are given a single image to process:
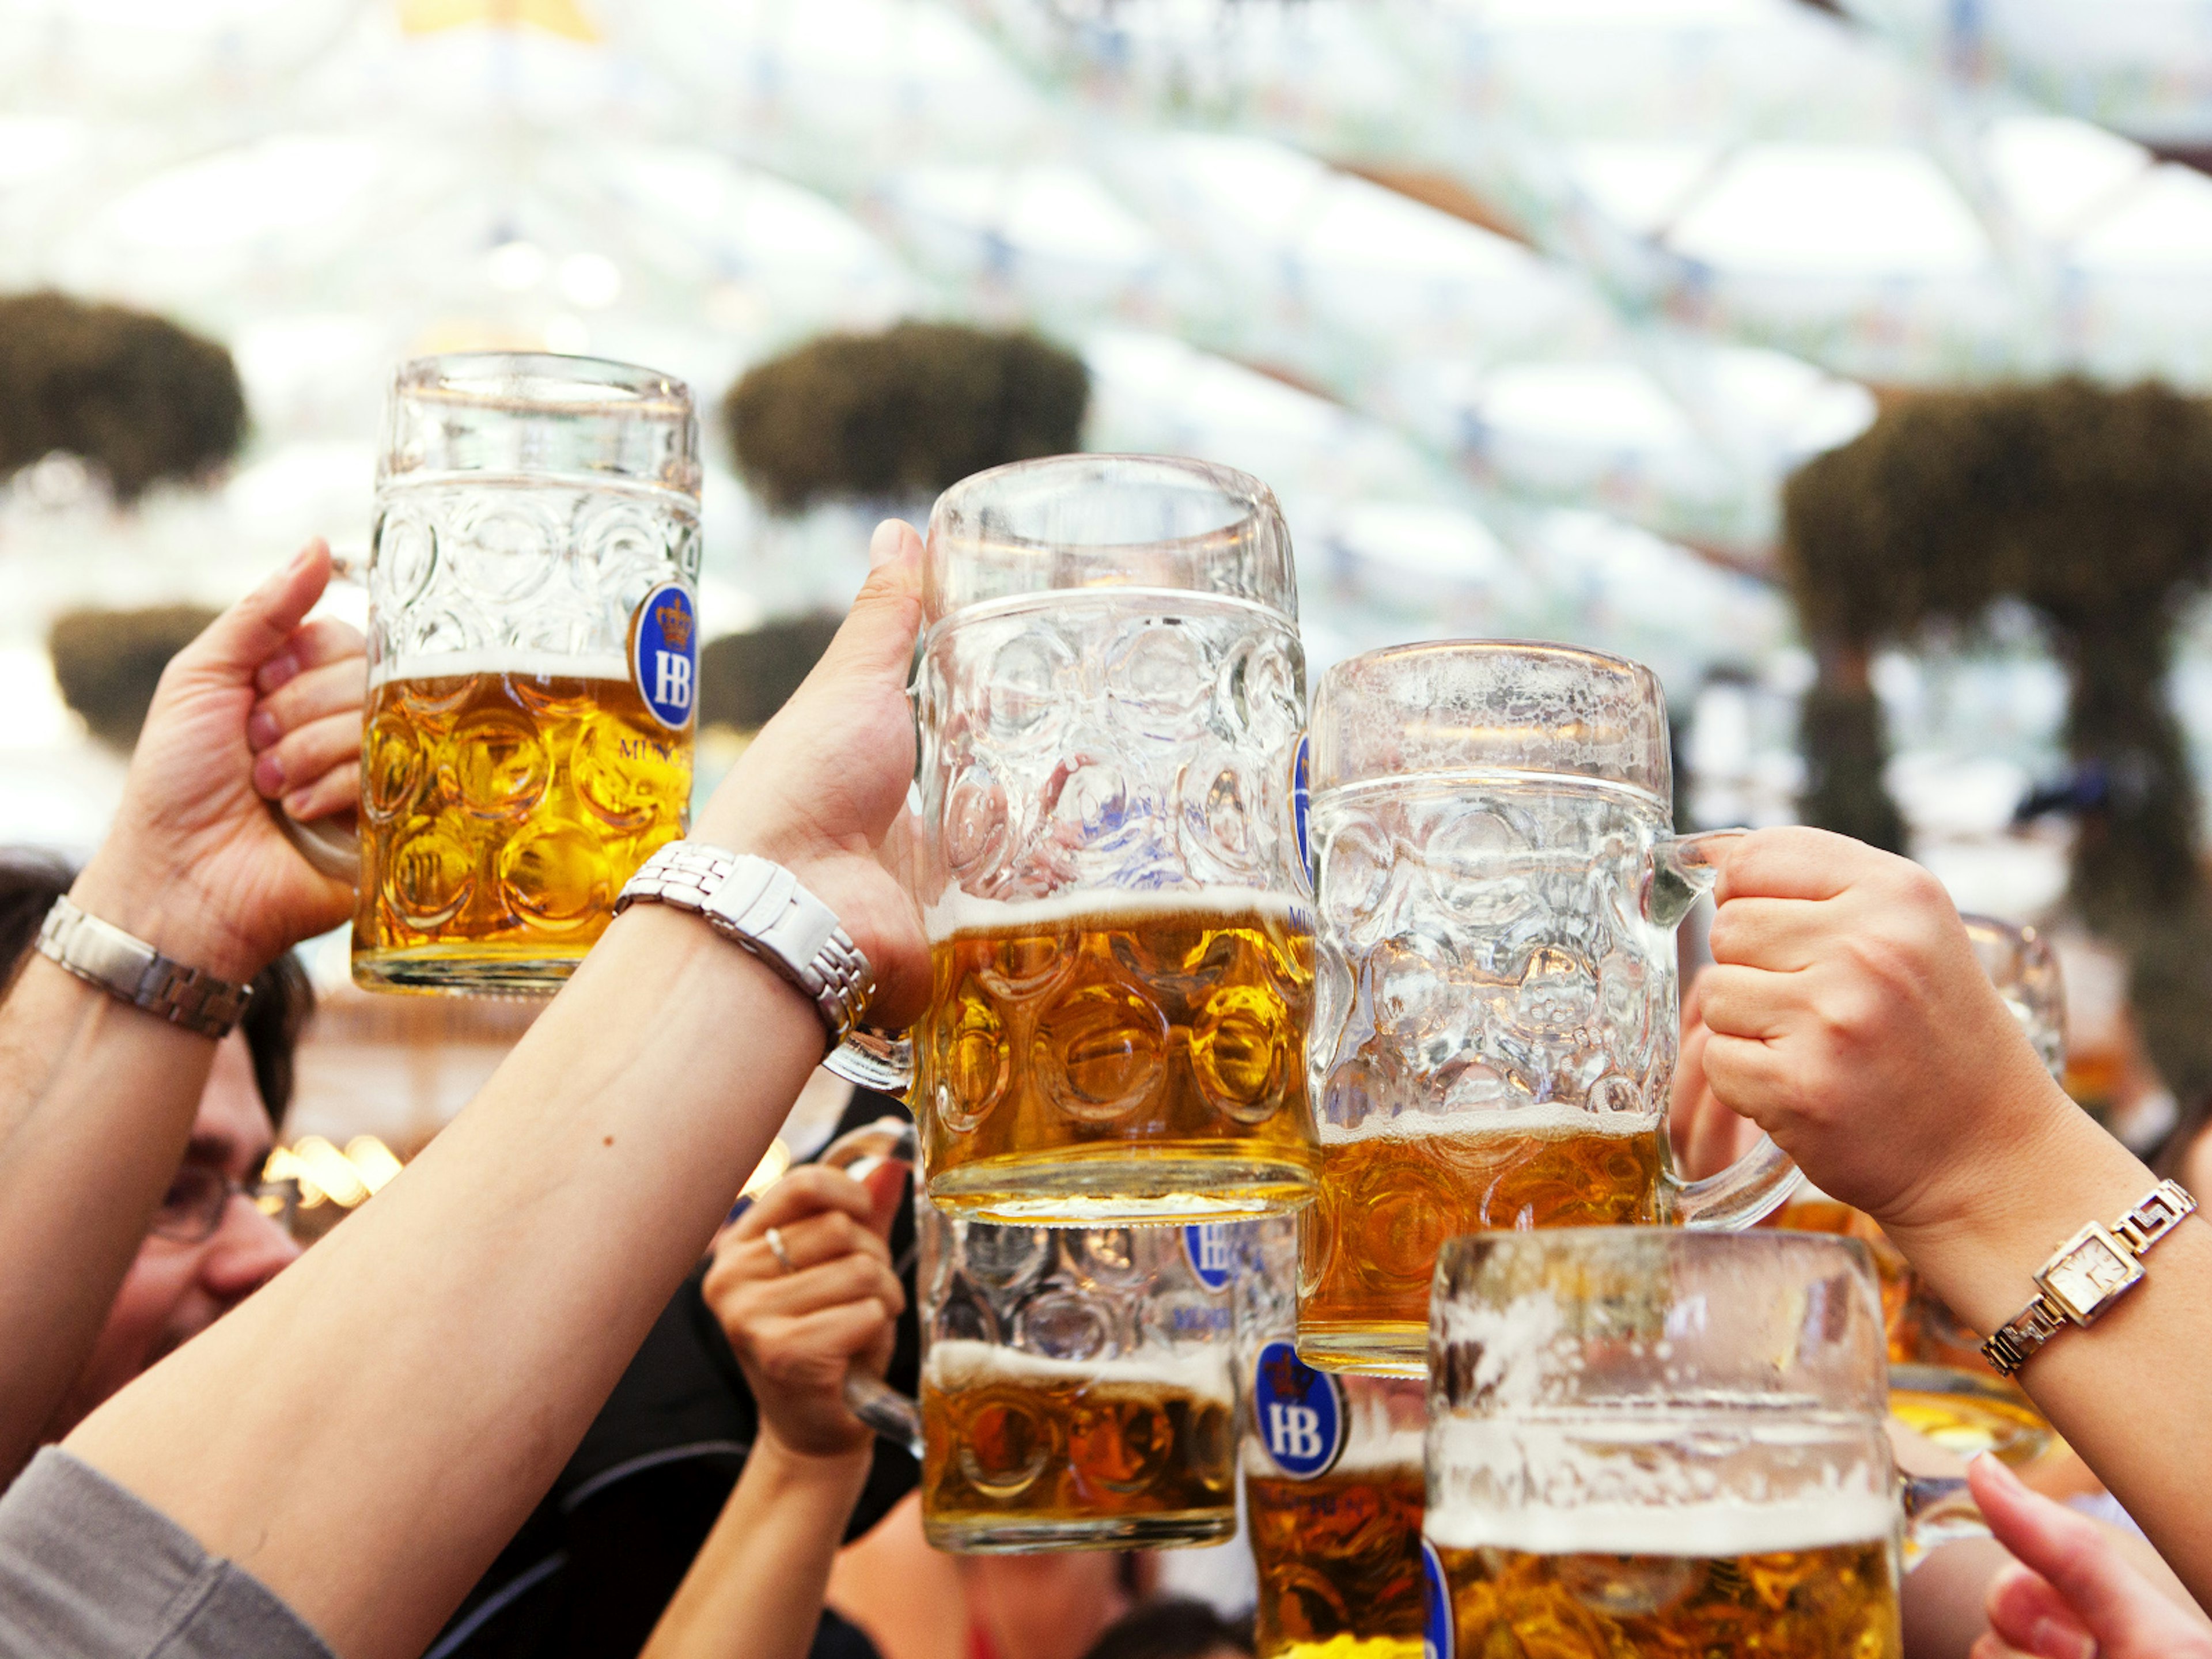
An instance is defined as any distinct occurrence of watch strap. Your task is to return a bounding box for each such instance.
[1983,1180,2196,1376]
[615,842,873,1048]
[35,896,253,1040]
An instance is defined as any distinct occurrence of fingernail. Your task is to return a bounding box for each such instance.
[868,519,904,570]
[256,654,299,694]
[253,753,286,797]
[1972,1452,2028,1495]
[247,710,281,750]
[290,542,318,575]
[2029,1618,2094,1659]
[283,789,313,819]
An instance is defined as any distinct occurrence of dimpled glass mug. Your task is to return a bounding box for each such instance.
[351,353,701,994]
[1297,642,1799,1374]
[828,454,1320,1225]
[1422,1230,1982,1659]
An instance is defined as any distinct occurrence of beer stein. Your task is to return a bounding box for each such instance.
[1234,1217,1425,1659]
[830,453,1319,1224]
[1297,641,1797,1374]
[844,1202,1237,1550]
[1423,1229,1981,1659]
[351,353,700,993]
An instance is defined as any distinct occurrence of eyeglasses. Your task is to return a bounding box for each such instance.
[151,1166,301,1245]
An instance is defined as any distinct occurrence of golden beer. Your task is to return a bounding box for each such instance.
[919,1341,1236,1550]
[353,661,690,991]
[1429,1504,1902,1658]
[915,894,1320,1222]
[1249,1459,1425,1659]
[1297,1112,1660,1373]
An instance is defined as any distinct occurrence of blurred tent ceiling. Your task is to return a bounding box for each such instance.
[5,0,2212,869]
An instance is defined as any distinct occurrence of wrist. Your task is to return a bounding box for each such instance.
[1883,1098,2159,1340]
[752,1425,875,1481]
[70,844,268,986]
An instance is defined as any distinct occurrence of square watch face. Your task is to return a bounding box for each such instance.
[2039,1225,2143,1323]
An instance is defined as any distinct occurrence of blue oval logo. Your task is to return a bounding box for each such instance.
[632,581,698,731]
[1184,1224,1237,1291]
[1422,1536,1454,1659]
[1252,1338,1344,1479]
[1291,732,1312,889]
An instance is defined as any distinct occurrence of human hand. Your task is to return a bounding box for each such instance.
[1670,976,1762,1181]
[1969,1455,2212,1659]
[706,1162,908,1459]
[691,518,929,1030]
[71,541,362,984]
[1692,827,2068,1240]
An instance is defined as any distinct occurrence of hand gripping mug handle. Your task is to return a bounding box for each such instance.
[817,1117,924,1458]
[1643,827,1802,1230]
[271,549,367,886]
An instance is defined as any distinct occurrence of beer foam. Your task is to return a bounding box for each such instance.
[1423,1493,1897,1557]
[1330,1428,1426,1476]
[371,649,632,688]
[924,885,1308,944]
[925,1338,1234,1404]
[1319,1104,1657,1145]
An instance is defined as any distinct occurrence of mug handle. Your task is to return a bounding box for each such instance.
[818,1117,925,1457]
[1645,827,1802,1230]
[1899,1474,1990,1567]
[270,547,369,885]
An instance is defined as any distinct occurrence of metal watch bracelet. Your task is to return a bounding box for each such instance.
[34,895,254,1040]
[613,842,874,1050]
[1982,1179,2198,1377]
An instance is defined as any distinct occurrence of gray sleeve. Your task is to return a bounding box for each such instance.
[0,1447,334,1659]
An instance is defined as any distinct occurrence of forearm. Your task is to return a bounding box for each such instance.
[0,955,217,1480]
[1886,1106,2212,1611]
[64,904,823,1659]
[641,1437,873,1659]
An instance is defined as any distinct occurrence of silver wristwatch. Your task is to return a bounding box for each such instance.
[1982,1179,2198,1376]
[35,895,254,1040]
[613,842,874,1049]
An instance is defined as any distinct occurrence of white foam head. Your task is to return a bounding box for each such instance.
[1423,1492,1898,1557]
[923,885,1308,945]
[1320,1104,1658,1145]
[371,648,632,688]
[924,1338,1234,1404]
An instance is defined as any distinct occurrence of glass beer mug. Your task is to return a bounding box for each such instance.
[844,1197,1238,1552]
[1298,642,1798,1374]
[351,353,700,993]
[1235,1217,1426,1659]
[1422,1229,1980,1659]
[832,454,1319,1224]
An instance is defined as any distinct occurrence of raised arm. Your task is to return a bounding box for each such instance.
[60,520,931,1659]
[0,542,359,1480]
[1696,827,2212,1608]
[641,1162,907,1659]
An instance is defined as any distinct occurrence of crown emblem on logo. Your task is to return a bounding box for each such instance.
[653,599,694,651]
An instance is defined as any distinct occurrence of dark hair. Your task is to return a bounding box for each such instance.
[47,604,217,751]
[0,854,312,1128]
[1079,1600,1254,1659]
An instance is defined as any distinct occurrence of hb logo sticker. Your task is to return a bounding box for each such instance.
[1183,1224,1237,1291]
[1251,1338,1344,1479]
[1422,1537,1454,1659]
[632,581,697,731]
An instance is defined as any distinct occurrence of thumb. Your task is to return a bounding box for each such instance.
[801,519,923,694]
[1969,1455,2147,1652]
[175,541,333,684]
[860,1158,909,1243]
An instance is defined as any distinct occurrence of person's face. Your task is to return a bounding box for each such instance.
[46,1033,302,1439]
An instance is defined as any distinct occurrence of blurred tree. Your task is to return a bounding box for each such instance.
[1782,380,2212,1119]
[48,605,217,750]
[726,321,1088,513]
[0,292,246,501]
